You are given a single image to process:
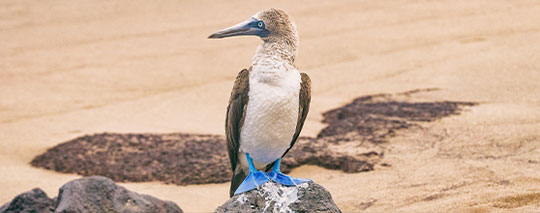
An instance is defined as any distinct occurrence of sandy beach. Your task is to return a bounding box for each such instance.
[1,0,540,212]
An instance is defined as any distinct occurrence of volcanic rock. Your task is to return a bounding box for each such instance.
[55,176,182,213]
[215,181,341,213]
[0,188,55,213]
[1,176,183,213]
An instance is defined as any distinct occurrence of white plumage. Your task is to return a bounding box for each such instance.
[239,45,301,170]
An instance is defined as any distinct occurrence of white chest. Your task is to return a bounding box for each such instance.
[239,64,301,166]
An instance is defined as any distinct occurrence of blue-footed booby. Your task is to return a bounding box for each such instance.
[209,8,311,197]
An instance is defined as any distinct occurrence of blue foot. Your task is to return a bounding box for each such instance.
[234,153,270,195]
[234,170,270,195]
[268,158,311,186]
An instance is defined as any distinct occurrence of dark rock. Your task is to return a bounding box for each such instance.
[215,182,341,213]
[55,176,182,213]
[0,188,55,213]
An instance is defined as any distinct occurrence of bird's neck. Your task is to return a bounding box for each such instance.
[252,40,298,68]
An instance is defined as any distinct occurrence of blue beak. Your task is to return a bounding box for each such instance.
[209,17,269,39]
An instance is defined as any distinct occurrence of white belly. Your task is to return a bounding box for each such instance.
[239,69,301,169]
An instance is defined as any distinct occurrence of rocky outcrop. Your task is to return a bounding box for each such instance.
[0,188,55,213]
[55,176,182,213]
[1,176,182,213]
[215,182,341,213]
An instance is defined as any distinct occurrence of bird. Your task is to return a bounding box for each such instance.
[208,8,311,197]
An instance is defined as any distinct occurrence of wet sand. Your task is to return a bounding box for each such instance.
[1,0,539,211]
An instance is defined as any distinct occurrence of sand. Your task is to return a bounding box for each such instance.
[1,0,539,212]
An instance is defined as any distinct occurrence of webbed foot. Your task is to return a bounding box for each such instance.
[234,170,271,195]
[268,158,311,186]
[233,153,270,195]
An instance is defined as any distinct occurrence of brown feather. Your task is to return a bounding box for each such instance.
[226,68,250,171]
[225,68,250,197]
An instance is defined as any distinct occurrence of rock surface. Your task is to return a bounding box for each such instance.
[215,182,341,213]
[55,176,182,213]
[1,176,182,213]
[0,188,55,213]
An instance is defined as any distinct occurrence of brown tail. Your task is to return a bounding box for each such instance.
[229,169,247,197]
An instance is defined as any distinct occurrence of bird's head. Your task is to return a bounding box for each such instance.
[208,8,298,44]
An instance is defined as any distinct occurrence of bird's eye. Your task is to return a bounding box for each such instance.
[257,21,264,28]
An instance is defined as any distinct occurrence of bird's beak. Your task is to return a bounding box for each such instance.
[208,17,269,39]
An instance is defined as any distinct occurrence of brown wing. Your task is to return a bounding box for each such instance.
[282,72,311,157]
[225,68,250,172]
